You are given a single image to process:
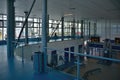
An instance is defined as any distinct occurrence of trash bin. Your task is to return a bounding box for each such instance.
[33,51,43,74]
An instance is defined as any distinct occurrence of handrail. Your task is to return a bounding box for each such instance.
[45,47,120,63]
[45,47,120,80]
[15,0,36,47]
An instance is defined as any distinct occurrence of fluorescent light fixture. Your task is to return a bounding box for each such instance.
[64,13,73,16]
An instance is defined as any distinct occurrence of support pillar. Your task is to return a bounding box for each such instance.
[61,17,64,41]
[94,23,97,36]
[77,20,79,38]
[89,22,91,39]
[7,0,15,58]
[83,20,85,38]
[24,11,29,45]
[47,15,49,42]
[71,18,75,39]
[2,15,4,40]
[38,18,41,38]
[41,0,47,72]
[81,20,84,38]
[86,20,89,39]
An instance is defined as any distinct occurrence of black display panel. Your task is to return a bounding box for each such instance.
[91,37,100,42]
[115,37,120,44]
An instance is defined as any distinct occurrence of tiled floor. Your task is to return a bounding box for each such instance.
[63,58,120,80]
[2,45,120,80]
[0,45,75,80]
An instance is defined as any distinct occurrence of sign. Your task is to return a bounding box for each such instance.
[115,37,120,44]
[91,37,100,42]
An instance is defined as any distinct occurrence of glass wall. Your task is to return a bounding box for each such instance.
[1,13,119,42]
[0,13,82,41]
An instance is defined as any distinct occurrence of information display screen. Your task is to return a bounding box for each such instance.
[91,37,100,42]
[115,37,120,44]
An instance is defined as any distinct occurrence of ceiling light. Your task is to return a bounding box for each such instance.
[64,13,73,16]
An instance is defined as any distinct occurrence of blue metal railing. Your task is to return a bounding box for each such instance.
[45,47,120,80]
[45,47,120,63]
[0,36,79,45]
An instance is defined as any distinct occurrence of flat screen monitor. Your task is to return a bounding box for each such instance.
[115,37,120,44]
[91,37,100,42]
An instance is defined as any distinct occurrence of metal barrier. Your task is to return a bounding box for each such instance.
[45,47,120,80]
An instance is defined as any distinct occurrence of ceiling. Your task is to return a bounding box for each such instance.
[0,0,120,20]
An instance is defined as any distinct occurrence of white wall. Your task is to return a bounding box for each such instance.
[96,19,120,40]
[15,39,83,64]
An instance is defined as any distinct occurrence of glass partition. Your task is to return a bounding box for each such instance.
[0,13,83,42]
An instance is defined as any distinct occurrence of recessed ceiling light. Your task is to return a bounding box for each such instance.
[64,13,73,16]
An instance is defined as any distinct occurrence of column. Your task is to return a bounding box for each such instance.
[24,11,28,45]
[38,18,41,38]
[61,16,64,41]
[47,15,49,42]
[86,20,89,39]
[71,18,75,39]
[83,20,85,38]
[77,20,79,38]
[94,23,97,36]
[2,15,4,40]
[7,0,15,58]
[89,22,91,39]
[41,0,47,72]
[81,20,84,38]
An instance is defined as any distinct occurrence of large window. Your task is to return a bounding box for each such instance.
[15,16,23,21]
[0,20,3,27]
[111,24,120,38]
[3,15,7,20]
[0,28,2,40]
[0,13,83,41]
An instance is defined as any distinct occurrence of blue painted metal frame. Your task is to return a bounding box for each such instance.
[24,11,29,45]
[7,0,15,58]
[112,45,120,50]
[88,43,103,48]
[0,36,75,45]
[81,20,84,38]
[88,42,120,51]
[41,0,47,73]
[46,47,120,80]
[61,17,64,41]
